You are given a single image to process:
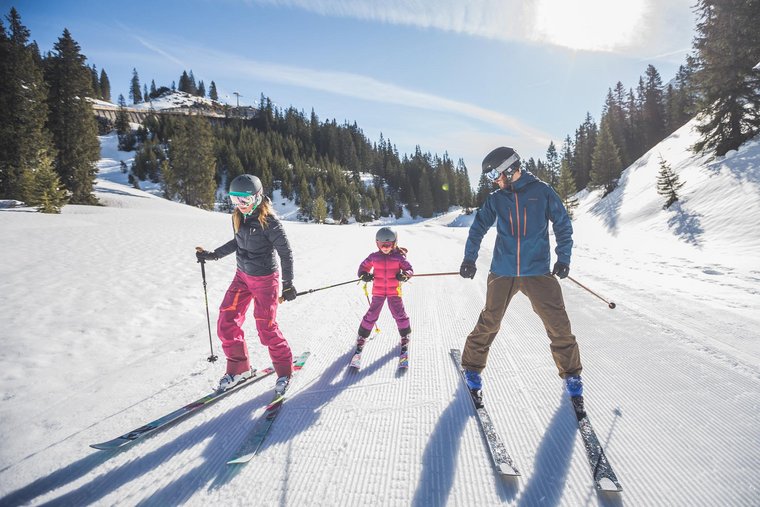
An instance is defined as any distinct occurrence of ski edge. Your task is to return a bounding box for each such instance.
[450,349,521,477]
[90,366,276,450]
[572,396,623,493]
[226,351,311,465]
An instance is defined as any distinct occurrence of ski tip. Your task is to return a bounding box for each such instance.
[266,396,285,409]
[90,442,121,451]
[597,477,622,492]
[498,464,521,476]
[226,456,252,465]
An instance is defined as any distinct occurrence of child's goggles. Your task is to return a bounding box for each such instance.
[377,241,395,249]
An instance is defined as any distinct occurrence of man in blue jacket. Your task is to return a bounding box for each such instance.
[459,147,583,404]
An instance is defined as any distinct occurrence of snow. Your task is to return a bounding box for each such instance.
[1,118,759,506]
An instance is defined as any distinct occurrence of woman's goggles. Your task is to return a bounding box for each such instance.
[230,191,263,209]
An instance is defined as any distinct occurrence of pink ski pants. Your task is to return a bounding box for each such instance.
[217,270,293,378]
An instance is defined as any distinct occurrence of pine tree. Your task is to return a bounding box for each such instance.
[197,80,205,98]
[545,141,560,188]
[99,68,110,101]
[43,28,100,204]
[129,67,142,104]
[209,80,218,101]
[606,83,631,167]
[556,159,579,219]
[298,176,312,219]
[692,0,760,156]
[642,64,666,150]
[21,159,68,213]
[573,113,597,190]
[90,65,101,99]
[164,117,216,208]
[590,117,622,196]
[0,8,57,201]
[115,94,134,151]
[656,155,685,209]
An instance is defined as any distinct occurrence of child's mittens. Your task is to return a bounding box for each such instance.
[360,272,374,282]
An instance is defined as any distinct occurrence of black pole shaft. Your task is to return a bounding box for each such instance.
[198,259,218,362]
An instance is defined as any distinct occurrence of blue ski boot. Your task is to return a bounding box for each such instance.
[565,375,584,398]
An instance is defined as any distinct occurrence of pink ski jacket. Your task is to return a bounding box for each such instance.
[358,249,414,297]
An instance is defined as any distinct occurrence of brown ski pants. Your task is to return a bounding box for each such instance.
[461,272,582,378]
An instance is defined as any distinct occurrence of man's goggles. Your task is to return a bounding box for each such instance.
[485,153,520,181]
[230,191,263,208]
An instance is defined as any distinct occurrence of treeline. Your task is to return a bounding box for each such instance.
[130,99,474,221]
[128,67,220,103]
[0,6,473,218]
[489,0,760,216]
[0,8,100,211]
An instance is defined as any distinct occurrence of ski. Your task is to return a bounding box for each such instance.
[398,348,409,369]
[227,351,311,464]
[349,350,362,369]
[90,363,281,450]
[450,349,520,476]
[570,396,623,492]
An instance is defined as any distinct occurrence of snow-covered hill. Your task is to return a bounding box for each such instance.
[0,120,758,506]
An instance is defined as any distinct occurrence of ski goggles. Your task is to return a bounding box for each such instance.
[485,152,520,181]
[377,241,395,249]
[230,191,263,209]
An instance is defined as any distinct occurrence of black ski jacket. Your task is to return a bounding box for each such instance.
[214,204,294,282]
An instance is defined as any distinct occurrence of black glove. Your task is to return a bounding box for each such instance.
[396,271,410,282]
[460,260,476,279]
[282,281,297,301]
[552,262,570,279]
[359,272,374,282]
[196,249,219,262]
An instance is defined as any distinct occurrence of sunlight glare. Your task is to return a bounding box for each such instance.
[533,0,649,51]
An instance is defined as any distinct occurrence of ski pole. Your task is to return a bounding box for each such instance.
[408,271,459,277]
[362,282,381,335]
[567,275,616,309]
[195,247,219,362]
[279,278,361,303]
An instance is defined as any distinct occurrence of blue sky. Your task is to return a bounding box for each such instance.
[6,0,697,186]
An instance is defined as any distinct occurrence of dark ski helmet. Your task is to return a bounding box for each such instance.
[376,227,397,246]
[229,174,264,213]
[229,174,263,196]
[482,147,521,181]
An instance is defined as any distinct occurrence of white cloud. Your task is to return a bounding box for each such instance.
[136,37,552,145]
[243,0,695,58]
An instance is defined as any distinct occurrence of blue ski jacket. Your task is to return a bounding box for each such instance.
[464,171,573,277]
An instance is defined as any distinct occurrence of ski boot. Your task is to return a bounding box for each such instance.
[217,369,253,392]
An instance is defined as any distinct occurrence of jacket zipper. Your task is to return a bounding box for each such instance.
[514,193,521,276]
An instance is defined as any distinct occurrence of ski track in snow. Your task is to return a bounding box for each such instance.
[1,189,759,506]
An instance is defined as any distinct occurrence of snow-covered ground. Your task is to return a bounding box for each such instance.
[0,119,758,506]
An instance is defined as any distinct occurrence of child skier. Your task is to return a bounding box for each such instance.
[352,227,414,368]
